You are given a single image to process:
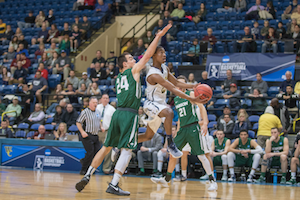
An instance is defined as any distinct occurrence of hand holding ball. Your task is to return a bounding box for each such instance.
[194,84,213,101]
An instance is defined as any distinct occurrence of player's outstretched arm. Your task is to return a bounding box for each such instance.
[132,24,172,75]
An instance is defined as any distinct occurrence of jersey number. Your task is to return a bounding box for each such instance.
[179,107,187,117]
[116,76,129,94]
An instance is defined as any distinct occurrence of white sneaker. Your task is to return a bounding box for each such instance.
[227,175,236,182]
[200,174,209,180]
[247,176,254,183]
[221,174,228,181]
[208,180,218,191]
[150,177,170,188]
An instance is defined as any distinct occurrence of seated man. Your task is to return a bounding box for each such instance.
[52,105,64,126]
[29,71,48,103]
[248,73,268,96]
[16,83,33,117]
[27,125,49,140]
[217,0,235,13]
[227,129,263,182]
[208,130,230,181]
[0,120,14,138]
[53,50,71,80]
[61,84,78,104]
[9,60,27,85]
[137,132,163,175]
[221,69,237,92]
[90,62,107,85]
[170,3,185,19]
[215,114,234,138]
[233,26,256,53]
[223,83,241,109]
[287,142,300,185]
[64,70,79,89]
[199,71,215,90]
[4,96,22,120]
[256,128,289,184]
[61,104,79,128]
[21,103,45,126]
[277,85,299,117]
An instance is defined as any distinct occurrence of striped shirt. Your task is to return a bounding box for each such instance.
[77,108,102,135]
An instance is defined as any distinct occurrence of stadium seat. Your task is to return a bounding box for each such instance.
[214,99,230,108]
[44,124,54,131]
[138,127,147,133]
[248,115,260,123]
[68,124,79,133]
[268,86,280,97]
[208,121,217,129]
[252,123,259,131]
[26,131,35,138]
[15,130,27,138]
[208,114,217,121]
[248,130,255,139]
[3,85,16,94]
[30,123,40,131]
[110,97,117,103]
[18,123,29,129]
[45,117,53,124]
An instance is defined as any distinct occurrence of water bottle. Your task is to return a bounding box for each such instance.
[172,170,175,179]
[214,170,217,180]
[273,172,278,184]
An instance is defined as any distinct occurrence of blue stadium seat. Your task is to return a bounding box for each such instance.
[3,85,17,94]
[268,86,280,97]
[168,41,180,53]
[197,21,208,31]
[26,74,36,83]
[214,99,230,108]
[45,117,53,124]
[248,130,255,139]
[44,124,54,131]
[208,121,217,129]
[208,114,217,121]
[220,21,232,30]
[18,123,29,129]
[177,31,188,41]
[248,115,260,123]
[252,123,259,131]
[31,124,40,130]
[27,131,35,138]
[186,22,196,31]
[138,127,147,133]
[216,42,226,53]
[110,97,117,103]
[99,85,108,93]
[68,124,79,133]
[189,31,201,41]
[15,130,27,138]
[213,30,223,39]
[207,21,220,30]
[233,20,243,30]
[224,30,236,39]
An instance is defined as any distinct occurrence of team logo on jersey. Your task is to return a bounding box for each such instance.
[279,142,282,145]
[5,146,12,157]
[247,145,250,148]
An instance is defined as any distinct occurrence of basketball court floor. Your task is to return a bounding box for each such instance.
[0,168,299,200]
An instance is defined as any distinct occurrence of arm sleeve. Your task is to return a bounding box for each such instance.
[32,112,45,121]
[250,145,263,154]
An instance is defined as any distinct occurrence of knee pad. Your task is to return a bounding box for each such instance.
[221,154,228,165]
[115,148,132,174]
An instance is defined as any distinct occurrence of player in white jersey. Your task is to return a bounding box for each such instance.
[138,46,209,159]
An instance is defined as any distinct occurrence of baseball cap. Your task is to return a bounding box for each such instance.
[230,83,237,87]
[110,50,114,53]
[82,72,88,75]
[61,50,66,53]
[13,96,19,100]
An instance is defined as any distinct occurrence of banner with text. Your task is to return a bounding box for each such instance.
[206,53,296,81]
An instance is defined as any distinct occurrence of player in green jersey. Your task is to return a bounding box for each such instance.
[75,24,172,196]
[287,141,300,185]
[256,127,289,184]
[227,129,263,182]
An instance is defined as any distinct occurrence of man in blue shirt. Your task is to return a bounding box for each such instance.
[95,0,109,16]
[233,26,255,52]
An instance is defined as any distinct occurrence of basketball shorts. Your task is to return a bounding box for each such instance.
[269,156,281,167]
[213,155,223,166]
[235,154,254,167]
[174,123,205,155]
[104,110,138,149]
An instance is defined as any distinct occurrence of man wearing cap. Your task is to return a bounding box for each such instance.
[79,72,92,88]
[257,106,283,148]
[64,70,79,89]
[53,50,71,80]
[29,71,48,103]
[91,50,106,68]
[4,97,22,119]
[223,83,241,109]
[106,50,117,66]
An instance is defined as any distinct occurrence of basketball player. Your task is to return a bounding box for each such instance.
[227,130,263,182]
[138,47,209,159]
[151,75,218,190]
[287,142,300,185]
[75,25,172,196]
[256,127,289,184]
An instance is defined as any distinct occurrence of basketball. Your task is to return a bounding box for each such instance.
[194,84,213,101]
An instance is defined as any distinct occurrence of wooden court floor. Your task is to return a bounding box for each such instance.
[0,169,299,200]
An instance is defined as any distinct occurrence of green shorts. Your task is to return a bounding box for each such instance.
[213,155,222,166]
[235,154,253,167]
[104,110,138,149]
[174,123,204,155]
[270,157,281,167]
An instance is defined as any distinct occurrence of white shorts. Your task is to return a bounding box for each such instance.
[182,143,191,152]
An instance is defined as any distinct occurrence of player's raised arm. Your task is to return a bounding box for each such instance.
[132,24,172,75]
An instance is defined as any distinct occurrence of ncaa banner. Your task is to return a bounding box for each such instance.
[206,53,296,81]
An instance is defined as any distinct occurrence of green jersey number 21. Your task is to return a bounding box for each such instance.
[116,76,129,94]
[179,107,187,117]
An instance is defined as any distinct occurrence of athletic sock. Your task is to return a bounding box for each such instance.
[165,172,172,182]
[140,168,145,173]
[282,173,287,178]
[175,163,180,173]
[291,172,296,178]
[223,169,228,175]
[84,166,96,179]
[111,173,122,186]
[157,162,163,172]
[261,172,266,177]
[249,169,256,177]
[229,168,234,176]
[182,170,187,178]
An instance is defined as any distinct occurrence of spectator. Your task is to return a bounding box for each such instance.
[202,28,217,53]
[9,36,19,50]
[54,22,72,44]
[18,35,28,49]
[259,1,275,20]
[248,73,268,96]
[199,71,215,90]
[0,98,5,116]
[235,0,247,13]
[262,27,278,53]
[22,103,45,126]
[245,0,264,21]
[9,61,27,85]
[282,0,298,20]
[221,69,237,92]
[160,0,170,13]
[72,16,82,30]
[217,0,235,13]
[223,83,241,109]
[79,16,90,40]
[162,11,171,26]
[277,85,299,117]
[53,50,71,80]
[0,19,6,35]
[17,11,35,29]
[17,44,29,57]
[91,50,106,68]
[106,50,117,66]
[45,9,55,26]
[132,39,145,57]
[14,28,22,38]
[280,71,295,92]
[45,42,59,58]
[54,122,68,141]
[39,52,51,73]
[0,120,14,138]
[95,0,109,16]
[247,89,268,110]
[70,25,81,52]
[287,19,297,35]
[232,112,251,137]
[233,26,256,52]
[125,0,138,14]
[10,54,21,71]
[16,83,33,117]
[52,105,65,126]
[79,0,96,10]
[90,62,107,85]
[136,132,162,175]
[82,98,89,110]
[3,46,15,63]
[36,63,48,80]
[29,71,48,103]
[64,70,79,89]
[291,5,300,24]
[46,24,59,44]
[186,38,200,64]
[121,41,131,54]
[193,3,207,23]
[170,3,185,19]
[106,63,118,85]
[73,0,85,11]
[35,11,46,28]
[287,24,300,54]
[0,25,14,45]
[215,114,235,138]
[276,22,286,39]
[20,53,31,70]
[143,31,154,45]
[79,72,92,88]
[48,51,59,72]
[61,84,78,104]
[152,20,164,36]
[166,20,178,42]
[61,104,79,128]
[4,97,22,119]
[1,67,11,85]
[251,21,260,40]
[270,98,290,135]
[35,44,45,59]
[54,84,64,101]
[76,83,88,95]
[187,73,197,84]
[87,82,101,95]
[46,98,67,117]
[257,106,282,148]
[28,125,49,140]
[260,20,270,38]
